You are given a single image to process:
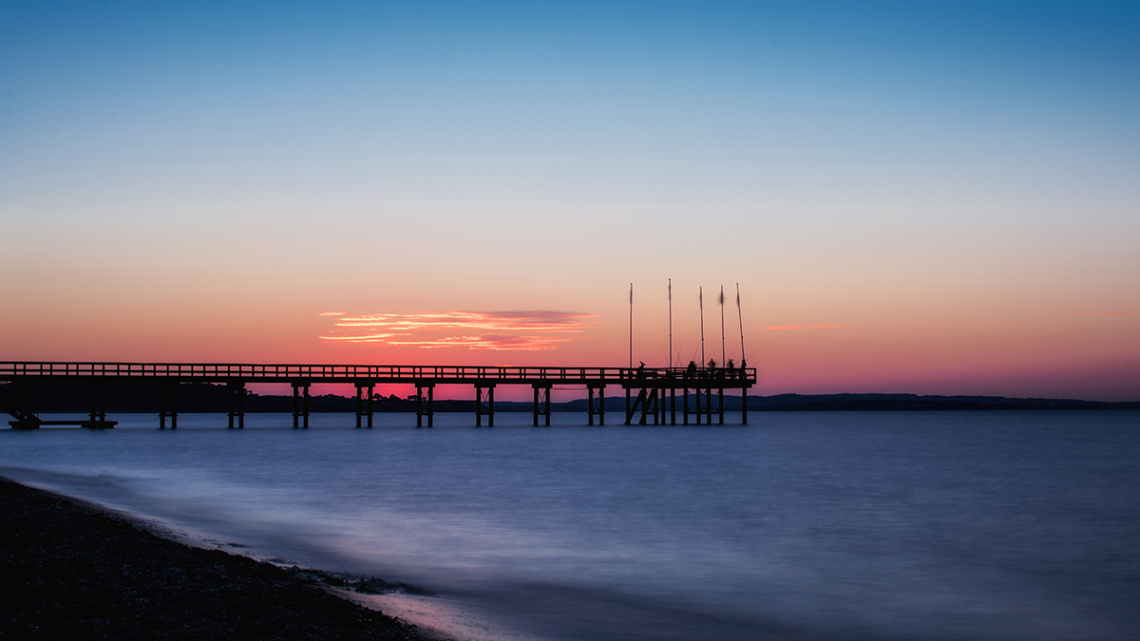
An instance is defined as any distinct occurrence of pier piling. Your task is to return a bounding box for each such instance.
[159,380,178,429]
[87,379,108,428]
[228,381,245,429]
[475,384,495,427]
[355,381,374,428]
[533,384,552,426]
[291,381,310,429]
[416,383,435,427]
[587,384,605,425]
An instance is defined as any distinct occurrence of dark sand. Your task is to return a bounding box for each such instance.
[0,477,443,640]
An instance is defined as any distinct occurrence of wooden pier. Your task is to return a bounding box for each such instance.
[0,362,755,429]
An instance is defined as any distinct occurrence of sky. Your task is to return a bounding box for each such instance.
[2,1,1138,401]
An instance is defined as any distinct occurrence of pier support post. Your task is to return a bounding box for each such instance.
[741,387,748,425]
[159,380,178,430]
[367,383,374,427]
[292,381,310,429]
[416,383,435,427]
[85,378,111,429]
[587,384,605,425]
[355,381,374,428]
[532,384,551,426]
[227,381,245,429]
[475,384,495,427]
[705,386,713,425]
[718,387,724,425]
[670,387,676,425]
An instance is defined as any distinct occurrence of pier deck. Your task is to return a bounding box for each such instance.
[1,362,755,429]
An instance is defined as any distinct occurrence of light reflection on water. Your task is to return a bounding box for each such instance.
[3,411,1139,641]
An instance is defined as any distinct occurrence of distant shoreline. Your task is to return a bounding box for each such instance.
[737,393,1140,411]
[4,378,1137,414]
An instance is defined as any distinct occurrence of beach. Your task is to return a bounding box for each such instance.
[0,477,441,641]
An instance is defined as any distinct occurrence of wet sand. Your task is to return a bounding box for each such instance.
[0,477,444,641]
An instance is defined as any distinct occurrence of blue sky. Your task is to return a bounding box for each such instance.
[3,1,1138,399]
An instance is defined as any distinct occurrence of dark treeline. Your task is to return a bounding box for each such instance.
[3,380,438,413]
[569,393,1139,412]
[740,393,1140,411]
[2,381,1137,413]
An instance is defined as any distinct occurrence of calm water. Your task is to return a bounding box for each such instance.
[2,411,1138,641]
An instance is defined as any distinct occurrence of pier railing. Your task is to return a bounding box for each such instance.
[0,362,755,386]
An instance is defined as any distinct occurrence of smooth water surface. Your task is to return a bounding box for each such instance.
[2,411,1138,640]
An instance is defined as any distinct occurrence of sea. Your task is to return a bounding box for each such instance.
[2,410,1138,641]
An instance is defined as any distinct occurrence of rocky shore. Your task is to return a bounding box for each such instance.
[0,477,442,640]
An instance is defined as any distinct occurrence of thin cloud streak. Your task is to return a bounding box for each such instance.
[388,335,575,351]
[320,310,596,351]
[765,324,858,331]
[319,333,397,342]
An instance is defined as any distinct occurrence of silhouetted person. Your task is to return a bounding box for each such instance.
[637,361,646,378]
[686,361,697,379]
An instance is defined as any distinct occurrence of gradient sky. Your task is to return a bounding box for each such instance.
[2,1,1138,400]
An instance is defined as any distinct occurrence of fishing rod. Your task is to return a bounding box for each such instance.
[720,285,726,367]
[737,282,745,366]
[668,279,673,370]
[628,283,633,369]
[699,286,705,367]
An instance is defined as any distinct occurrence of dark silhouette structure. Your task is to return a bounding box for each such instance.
[1,361,755,429]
